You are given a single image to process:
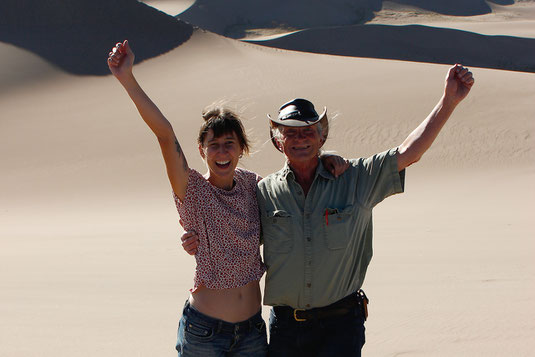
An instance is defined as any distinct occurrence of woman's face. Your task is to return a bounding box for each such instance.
[199,129,243,188]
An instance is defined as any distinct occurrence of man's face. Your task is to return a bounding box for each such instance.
[278,124,323,164]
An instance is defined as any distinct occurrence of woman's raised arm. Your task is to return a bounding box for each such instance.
[108,40,189,199]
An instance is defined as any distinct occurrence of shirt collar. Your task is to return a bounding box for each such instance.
[280,158,336,181]
[280,161,294,180]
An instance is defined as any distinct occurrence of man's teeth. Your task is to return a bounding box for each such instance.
[216,161,230,165]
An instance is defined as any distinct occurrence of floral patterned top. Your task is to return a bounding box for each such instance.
[174,168,265,292]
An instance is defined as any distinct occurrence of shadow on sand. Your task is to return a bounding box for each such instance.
[246,24,535,73]
[0,0,193,76]
[178,0,515,39]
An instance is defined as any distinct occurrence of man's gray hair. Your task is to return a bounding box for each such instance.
[271,122,324,143]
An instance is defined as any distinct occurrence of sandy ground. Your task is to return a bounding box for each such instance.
[1,1,534,356]
[141,0,195,16]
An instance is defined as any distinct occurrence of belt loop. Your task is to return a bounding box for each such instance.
[216,321,222,334]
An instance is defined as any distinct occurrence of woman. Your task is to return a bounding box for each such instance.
[107,40,347,356]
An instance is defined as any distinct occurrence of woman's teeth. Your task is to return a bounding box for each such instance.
[216,161,230,165]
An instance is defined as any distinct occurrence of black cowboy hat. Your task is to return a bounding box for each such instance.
[268,98,329,152]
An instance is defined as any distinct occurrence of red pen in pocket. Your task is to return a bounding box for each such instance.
[325,208,329,226]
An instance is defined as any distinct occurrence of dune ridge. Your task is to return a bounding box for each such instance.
[178,0,517,38]
[0,0,193,75]
[389,0,514,15]
[140,0,195,16]
[246,24,535,73]
[177,0,535,73]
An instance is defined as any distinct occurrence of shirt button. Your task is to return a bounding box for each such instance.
[305,213,310,219]
[307,283,311,288]
[306,304,311,308]
[306,237,311,242]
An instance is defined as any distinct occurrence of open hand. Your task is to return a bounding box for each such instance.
[444,64,475,105]
[107,40,135,80]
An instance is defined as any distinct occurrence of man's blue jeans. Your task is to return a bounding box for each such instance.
[268,304,366,356]
[176,301,268,357]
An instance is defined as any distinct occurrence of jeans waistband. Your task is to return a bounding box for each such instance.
[183,300,263,334]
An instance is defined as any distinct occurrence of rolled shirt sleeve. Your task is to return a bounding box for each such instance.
[356,147,405,209]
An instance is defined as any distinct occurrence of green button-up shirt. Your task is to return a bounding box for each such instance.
[257,148,405,309]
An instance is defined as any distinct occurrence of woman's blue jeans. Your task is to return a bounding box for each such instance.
[176,301,268,357]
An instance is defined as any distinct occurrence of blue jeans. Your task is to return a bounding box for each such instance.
[268,304,366,356]
[176,301,268,357]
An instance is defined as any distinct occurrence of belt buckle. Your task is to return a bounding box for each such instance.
[293,309,306,322]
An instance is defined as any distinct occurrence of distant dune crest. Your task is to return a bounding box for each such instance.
[1,0,533,74]
[178,0,516,38]
[246,23,535,73]
[179,0,380,37]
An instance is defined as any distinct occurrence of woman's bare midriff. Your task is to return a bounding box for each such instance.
[189,280,262,323]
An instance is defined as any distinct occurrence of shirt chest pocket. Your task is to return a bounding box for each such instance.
[322,206,354,250]
[262,210,294,254]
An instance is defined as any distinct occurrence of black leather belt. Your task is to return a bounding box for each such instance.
[273,290,369,322]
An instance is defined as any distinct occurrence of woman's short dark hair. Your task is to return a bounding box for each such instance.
[198,107,250,155]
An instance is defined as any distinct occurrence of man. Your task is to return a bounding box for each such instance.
[183,64,474,356]
[259,64,473,356]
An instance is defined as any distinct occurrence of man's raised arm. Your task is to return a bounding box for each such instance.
[397,64,475,172]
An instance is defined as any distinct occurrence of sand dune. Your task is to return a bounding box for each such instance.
[1,2,534,356]
[389,0,512,15]
[180,0,535,73]
[140,0,195,16]
[178,0,519,38]
[247,24,535,73]
[372,1,535,37]
[0,42,67,93]
[0,0,193,75]
[178,0,381,37]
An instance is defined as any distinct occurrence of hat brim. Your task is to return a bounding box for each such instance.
[267,107,327,127]
[268,107,328,152]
